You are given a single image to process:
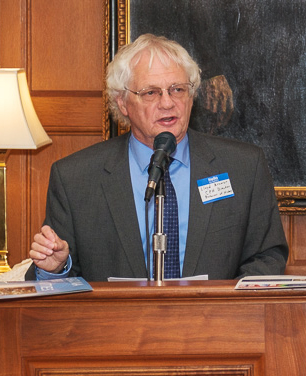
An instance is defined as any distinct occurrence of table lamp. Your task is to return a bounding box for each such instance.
[0,68,52,272]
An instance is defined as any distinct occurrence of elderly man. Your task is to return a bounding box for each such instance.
[27,34,288,281]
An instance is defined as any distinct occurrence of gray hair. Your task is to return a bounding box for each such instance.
[106,33,201,126]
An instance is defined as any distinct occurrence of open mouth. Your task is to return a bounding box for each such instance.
[159,116,177,122]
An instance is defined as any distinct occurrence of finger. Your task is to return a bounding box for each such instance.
[41,225,56,242]
[33,232,56,250]
[29,248,48,261]
[51,233,68,252]
[40,226,66,252]
[30,242,54,256]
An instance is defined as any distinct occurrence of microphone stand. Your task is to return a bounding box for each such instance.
[153,176,167,283]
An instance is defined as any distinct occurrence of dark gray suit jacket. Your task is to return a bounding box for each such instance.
[26,129,288,281]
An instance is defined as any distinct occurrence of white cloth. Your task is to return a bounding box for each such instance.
[0,259,33,281]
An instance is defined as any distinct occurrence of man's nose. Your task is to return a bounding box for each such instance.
[158,89,175,108]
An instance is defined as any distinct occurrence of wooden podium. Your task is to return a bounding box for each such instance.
[1,280,306,375]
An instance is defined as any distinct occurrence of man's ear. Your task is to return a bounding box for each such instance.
[117,96,128,117]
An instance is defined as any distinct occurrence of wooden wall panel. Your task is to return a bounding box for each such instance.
[29,0,108,135]
[285,215,306,275]
[30,0,103,91]
[29,135,102,240]
[0,0,109,266]
[265,303,306,375]
[0,0,26,67]
[6,152,28,266]
[0,308,21,375]
[32,96,104,132]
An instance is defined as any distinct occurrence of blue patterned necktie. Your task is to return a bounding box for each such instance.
[163,164,180,279]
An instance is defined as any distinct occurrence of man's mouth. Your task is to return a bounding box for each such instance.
[158,116,177,123]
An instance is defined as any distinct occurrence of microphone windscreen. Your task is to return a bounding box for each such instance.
[153,132,177,154]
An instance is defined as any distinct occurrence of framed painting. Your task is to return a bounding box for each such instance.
[113,0,306,214]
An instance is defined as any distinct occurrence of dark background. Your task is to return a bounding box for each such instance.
[130,0,306,186]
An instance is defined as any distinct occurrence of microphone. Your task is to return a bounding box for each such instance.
[144,131,177,201]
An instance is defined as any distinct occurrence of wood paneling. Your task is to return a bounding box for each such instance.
[29,135,102,241]
[0,308,21,374]
[265,303,306,375]
[0,0,109,266]
[32,96,104,132]
[6,152,28,265]
[20,304,264,356]
[30,0,104,91]
[0,0,26,67]
[285,215,306,275]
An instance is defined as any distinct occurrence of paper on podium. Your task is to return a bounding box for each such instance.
[235,275,306,290]
[108,275,208,282]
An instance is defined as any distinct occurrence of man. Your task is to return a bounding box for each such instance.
[27,34,288,281]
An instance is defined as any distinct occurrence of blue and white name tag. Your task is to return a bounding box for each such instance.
[197,173,234,204]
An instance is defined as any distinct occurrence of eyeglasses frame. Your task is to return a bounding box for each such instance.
[124,82,195,101]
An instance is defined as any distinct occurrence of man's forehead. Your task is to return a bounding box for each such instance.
[130,52,188,85]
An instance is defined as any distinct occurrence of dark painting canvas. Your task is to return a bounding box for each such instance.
[130,0,306,187]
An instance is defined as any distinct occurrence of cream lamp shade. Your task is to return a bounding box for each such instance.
[0,68,52,149]
[0,68,52,273]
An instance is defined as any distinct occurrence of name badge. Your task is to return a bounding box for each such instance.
[197,173,234,204]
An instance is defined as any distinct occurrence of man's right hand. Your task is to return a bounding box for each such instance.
[29,225,69,273]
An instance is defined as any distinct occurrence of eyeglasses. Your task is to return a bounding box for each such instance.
[124,82,195,102]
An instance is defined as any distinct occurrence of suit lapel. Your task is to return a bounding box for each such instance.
[183,129,217,277]
[99,133,147,278]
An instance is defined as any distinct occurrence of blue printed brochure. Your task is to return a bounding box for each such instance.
[0,277,92,299]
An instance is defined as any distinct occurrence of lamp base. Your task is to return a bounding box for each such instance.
[0,250,11,273]
[0,150,10,273]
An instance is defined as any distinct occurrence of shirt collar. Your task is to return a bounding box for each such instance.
[129,132,189,173]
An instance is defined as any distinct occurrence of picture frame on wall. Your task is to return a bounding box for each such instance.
[113,0,306,214]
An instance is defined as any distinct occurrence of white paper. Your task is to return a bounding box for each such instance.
[235,275,306,290]
[108,275,208,282]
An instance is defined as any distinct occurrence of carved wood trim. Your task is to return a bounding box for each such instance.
[117,0,129,48]
[275,187,306,215]
[103,0,111,141]
[25,360,255,376]
[115,0,130,136]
